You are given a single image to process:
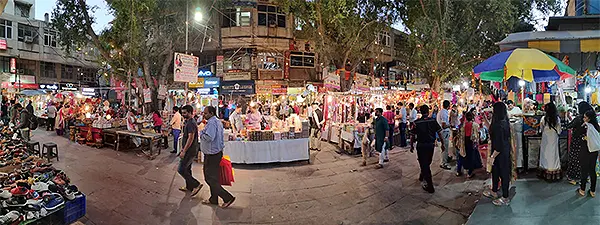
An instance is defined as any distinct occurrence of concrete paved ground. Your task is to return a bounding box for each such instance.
[467,178,600,225]
[31,129,485,225]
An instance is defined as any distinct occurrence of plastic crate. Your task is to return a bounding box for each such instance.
[62,194,86,225]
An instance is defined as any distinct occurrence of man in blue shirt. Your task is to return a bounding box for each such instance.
[199,106,236,208]
[177,105,203,197]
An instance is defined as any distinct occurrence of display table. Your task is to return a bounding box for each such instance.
[115,130,164,160]
[223,138,310,164]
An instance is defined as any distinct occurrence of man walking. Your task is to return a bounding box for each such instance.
[26,100,34,115]
[437,100,452,170]
[310,103,324,151]
[170,106,182,154]
[199,106,236,208]
[177,105,203,197]
[373,108,389,169]
[411,105,444,193]
[14,103,31,141]
[46,103,57,131]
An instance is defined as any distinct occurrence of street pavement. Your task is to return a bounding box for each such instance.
[31,129,486,225]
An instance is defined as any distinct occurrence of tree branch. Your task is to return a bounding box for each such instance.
[76,0,112,61]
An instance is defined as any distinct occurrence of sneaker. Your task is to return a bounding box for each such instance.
[10,187,28,196]
[4,196,27,207]
[64,189,76,201]
[0,211,20,224]
[0,189,11,199]
[42,193,64,211]
[31,182,49,192]
[23,211,39,220]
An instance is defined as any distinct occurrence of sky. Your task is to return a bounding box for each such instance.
[35,0,113,33]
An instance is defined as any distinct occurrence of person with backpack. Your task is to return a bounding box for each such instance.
[14,103,32,141]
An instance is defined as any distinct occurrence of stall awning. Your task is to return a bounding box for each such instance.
[497,30,600,53]
[581,39,600,52]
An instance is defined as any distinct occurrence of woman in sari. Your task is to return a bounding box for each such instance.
[54,104,68,136]
[539,102,562,181]
[566,101,593,185]
[456,111,482,178]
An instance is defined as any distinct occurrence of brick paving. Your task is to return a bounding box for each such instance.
[31,129,486,225]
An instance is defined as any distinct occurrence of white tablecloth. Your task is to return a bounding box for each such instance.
[223,138,310,164]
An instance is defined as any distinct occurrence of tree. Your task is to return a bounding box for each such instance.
[398,0,562,91]
[279,0,402,91]
[51,0,209,111]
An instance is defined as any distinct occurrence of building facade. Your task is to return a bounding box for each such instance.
[0,0,99,92]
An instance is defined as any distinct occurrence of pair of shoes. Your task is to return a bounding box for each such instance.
[577,188,586,196]
[483,190,498,199]
[201,197,236,209]
[440,165,451,170]
[492,197,510,206]
[590,190,596,198]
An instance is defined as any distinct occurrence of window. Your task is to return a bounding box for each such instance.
[222,8,251,27]
[44,29,57,47]
[0,19,12,39]
[61,65,75,80]
[14,2,31,18]
[16,59,36,76]
[40,62,56,78]
[18,24,37,44]
[0,57,10,73]
[81,68,97,83]
[257,5,286,28]
[377,32,390,47]
[290,51,315,68]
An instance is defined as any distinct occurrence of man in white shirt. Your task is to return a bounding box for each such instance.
[436,100,451,170]
[46,103,57,131]
[398,102,408,147]
[408,103,418,123]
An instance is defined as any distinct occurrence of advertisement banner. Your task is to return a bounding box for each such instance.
[9,58,15,74]
[354,73,370,92]
[216,55,224,77]
[188,77,204,88]
[324,72,340,91]
[158,85,167,99]
[223,71,251,81]
[221,80,254,95]
[203,77,220,88]
[0,40,7,50]
[173,52,199,82]
[256,80,287,95]
[143,88,152,103]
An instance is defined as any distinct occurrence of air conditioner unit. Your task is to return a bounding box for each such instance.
[24,36,33,43]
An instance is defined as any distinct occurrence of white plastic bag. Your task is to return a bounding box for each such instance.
[586,122,600,152]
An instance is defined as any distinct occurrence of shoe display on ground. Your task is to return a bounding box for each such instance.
[42,193,64,211]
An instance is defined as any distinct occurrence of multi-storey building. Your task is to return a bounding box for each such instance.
[0,0,99,93]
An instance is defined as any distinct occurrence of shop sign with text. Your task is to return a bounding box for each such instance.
[223,71,251,81]
[221,80,254,95]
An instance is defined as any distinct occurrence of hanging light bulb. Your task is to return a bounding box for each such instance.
[518,80,525,87]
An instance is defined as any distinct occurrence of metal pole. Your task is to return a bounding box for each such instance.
[184,0,189,105]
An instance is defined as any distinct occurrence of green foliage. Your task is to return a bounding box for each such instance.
[399,0,562,91]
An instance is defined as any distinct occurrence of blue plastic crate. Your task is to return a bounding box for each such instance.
[62,193,86,225]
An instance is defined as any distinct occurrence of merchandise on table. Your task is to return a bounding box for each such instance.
[0,126,85,224]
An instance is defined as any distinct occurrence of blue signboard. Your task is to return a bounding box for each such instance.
[220,80,254,95]
[203,77,220,88]
[197,70,213,77]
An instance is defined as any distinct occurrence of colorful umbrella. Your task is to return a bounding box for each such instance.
[474,48,576,82]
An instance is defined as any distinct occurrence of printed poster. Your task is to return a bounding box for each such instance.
[173,52,199,82]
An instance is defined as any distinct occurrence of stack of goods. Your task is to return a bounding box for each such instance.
[92,117,112,129]
[247,131,275,141]
[0,127,85,224]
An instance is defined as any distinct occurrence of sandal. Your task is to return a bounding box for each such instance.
[568,180,577,185]
[589,191,596,198]
[492,197,510,206]
[201,199,218,205]
[483,190,498,199]
[577,189,586,196]
[178,186,188,192]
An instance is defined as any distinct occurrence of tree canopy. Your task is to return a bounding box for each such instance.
[278,0,402,91]
[399,0,563,91]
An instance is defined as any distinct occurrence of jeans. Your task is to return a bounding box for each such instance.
[399,122,407,147]
[378,142,389,165]
[172,129,181,152]
[204,151,234,204]
[580,151,599,192]
[417,143,435,192]
[492,157,510,198]
[440,130,451,166]
[388,123,395,148]
[177,146,200,190]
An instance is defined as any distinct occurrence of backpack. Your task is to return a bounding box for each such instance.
[29,114,38,130]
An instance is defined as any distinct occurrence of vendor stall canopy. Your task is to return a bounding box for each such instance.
[474,48,576,82]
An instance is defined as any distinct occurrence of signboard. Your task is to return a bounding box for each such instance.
[1,82,38,89]
[223,71,251,81]
[258,69,284,80]
[354,73,370,92]
[324,72,340,90]
[221,80,254,95]
[173,52,199,82]
[81,88,96,96]
[287,87,303,95]
[0,39,6,50]
[188,77,204,88]
[157,85,167,99]
[61,83,77,91]
[9,58,15,74]
[203,77,220,88]
[256,80,287,95]
[216,55,224,77]
[9,75,35,84]
[39,84,59,90]
[196,87,218,95]
[197,70,213,77]
[143,88,152,103]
